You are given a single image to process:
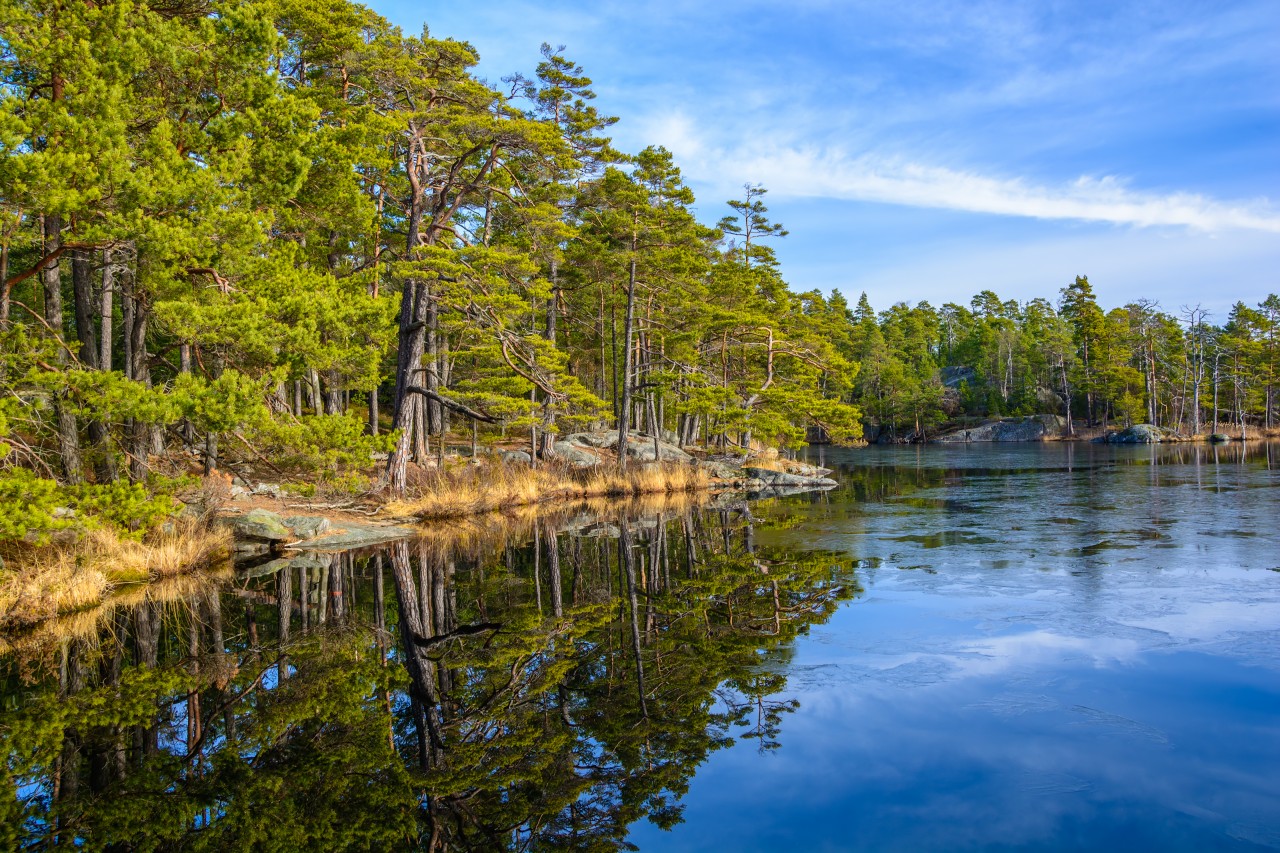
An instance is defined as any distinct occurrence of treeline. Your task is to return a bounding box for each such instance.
[0,0,863,527]
[843,278,1280,441]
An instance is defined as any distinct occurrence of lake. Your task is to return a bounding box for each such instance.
[2,442,1278,850]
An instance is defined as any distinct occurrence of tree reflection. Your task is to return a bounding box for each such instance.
[0,499,859,850]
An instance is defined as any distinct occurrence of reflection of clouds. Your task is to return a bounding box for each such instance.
[1120,601,1280,642]
[955,630,1142,677]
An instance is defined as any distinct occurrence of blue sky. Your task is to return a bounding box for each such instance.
[372,0,1279,317]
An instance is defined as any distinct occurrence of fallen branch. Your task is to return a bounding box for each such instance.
[403,385,497,423]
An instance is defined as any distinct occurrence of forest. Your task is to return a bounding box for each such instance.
[2,0,1278,539]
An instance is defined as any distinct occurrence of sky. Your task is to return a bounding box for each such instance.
[371,0,1280,318]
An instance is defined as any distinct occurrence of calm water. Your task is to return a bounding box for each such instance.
[2,442,1278,850]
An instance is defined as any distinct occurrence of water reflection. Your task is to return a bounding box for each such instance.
[0,495,858,849]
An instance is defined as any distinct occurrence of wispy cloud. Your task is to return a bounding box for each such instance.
[645,116,1280,233]
[752,150,1280,232]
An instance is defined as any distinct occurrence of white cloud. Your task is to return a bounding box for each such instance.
[666,137,1280,233]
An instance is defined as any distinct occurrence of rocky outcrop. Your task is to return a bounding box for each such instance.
[940,366,978,388]
[1095,424,1165,444]
[742,466,838,488]
[933,415,1066,443]
[1034,385,1065,414]
[230,509,292,542]
[699,459,746,480]
[551,441,602,467]
[282,516,330,539]
[554,430,692,464]
[225,509,414,557]
[626,438,692,463]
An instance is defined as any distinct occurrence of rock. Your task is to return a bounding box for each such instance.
[252,482,283,498]
[742,466,838,488]
[282,516,331,539]
[1209,433,1230,443]
[564,430,619,448]
[625,438,692,463]
[560,429,691,463]
[940,366,978,389]
[52,506,76,519]
[551,441,602,467]
[1034,385,1065,414]
[229,485,249,500]
[789,462,834,478]
[1105,423,1165,444]
[700,459,747,480]
[500,450,533,464]
[300,524,416,550]
[231,509,292,541]
[933,415,1065,443]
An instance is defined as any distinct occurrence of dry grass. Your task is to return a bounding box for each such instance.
[0,563,235,670]
[0,519,231,632]
[742,457,788,472]
[387,458,711,521]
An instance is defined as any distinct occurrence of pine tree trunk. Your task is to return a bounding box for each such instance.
[99,248,114,372]
[74,249,118,481]
[42,214,83,483]
[617,243,638,472]
[127,282,151,483]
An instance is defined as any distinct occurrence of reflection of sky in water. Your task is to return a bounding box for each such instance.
[629,444,1280,851]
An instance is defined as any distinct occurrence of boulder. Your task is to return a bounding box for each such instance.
[1105,424,1165,444]
[933,415,1064,443]
[282,516,331,539]
[561,430,692,463]
[789,462,834,478]
[700,459,747,480]
[551,441,602,467]
[564,430,619,448]
[500,450,533,464]
[1209,433,1230,443]
[742,466,837,488]
[231,509,291,542]
[252,483,283,498]
[626,439,692,463]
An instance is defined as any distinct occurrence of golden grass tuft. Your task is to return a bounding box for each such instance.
[0,519,231,632]
[0,560,110,632]
[387,458,711,521]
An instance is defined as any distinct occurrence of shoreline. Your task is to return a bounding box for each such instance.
[0,458,831,637]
